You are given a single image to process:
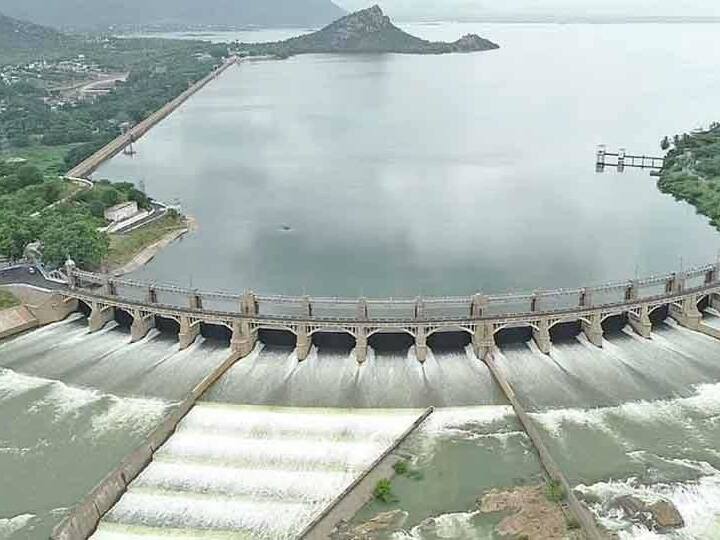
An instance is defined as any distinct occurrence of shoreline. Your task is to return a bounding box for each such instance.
[108,216,197,277]
[68,55,239,179]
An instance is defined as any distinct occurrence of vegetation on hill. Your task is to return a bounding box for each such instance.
[0,0,344,30]
[0,13,72,52]
[237,5,499,57]
[658,123,720,229]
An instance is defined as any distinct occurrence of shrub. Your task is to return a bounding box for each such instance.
[546,480,566,503]
[373,479,396,503]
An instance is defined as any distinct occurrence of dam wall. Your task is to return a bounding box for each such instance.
[67,56,239,180]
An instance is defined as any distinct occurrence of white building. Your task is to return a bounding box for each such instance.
[104,201,139,223]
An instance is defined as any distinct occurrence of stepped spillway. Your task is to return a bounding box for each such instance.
[91,405,422,539]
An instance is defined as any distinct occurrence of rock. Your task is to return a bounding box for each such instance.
[648,500,684,530]
[332,509,407,539]
[608,495,684,531]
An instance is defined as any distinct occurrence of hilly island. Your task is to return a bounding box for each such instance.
[237,5,500,56]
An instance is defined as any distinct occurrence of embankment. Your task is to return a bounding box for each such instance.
[484,352,606,539]
[68,56,239,180]
[301,407,434,540]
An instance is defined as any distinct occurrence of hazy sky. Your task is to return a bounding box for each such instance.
[334,0,720,19]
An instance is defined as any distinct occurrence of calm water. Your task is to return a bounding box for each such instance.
[96,23,720,296]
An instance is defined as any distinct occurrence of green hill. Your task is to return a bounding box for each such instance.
[0,13,69,51]
[239,5,499,56]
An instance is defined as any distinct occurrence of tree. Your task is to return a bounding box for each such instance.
[661,136,670,151]
[16,164,44,189]
[0,212,37,259]
[40,216,109,268]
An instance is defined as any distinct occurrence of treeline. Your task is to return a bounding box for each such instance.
[0,159,150,268]
[658,122,720,228]
[1,37,227,170]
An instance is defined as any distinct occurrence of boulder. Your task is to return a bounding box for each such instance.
[608,495,684,531]
[648,500,684,530]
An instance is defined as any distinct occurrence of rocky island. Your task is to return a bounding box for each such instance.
[236,5,499,57]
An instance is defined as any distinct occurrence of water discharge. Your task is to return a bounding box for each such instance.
[0,316,231,539]
[92,405,422,540]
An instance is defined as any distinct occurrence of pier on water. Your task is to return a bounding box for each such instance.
[596,145,665,173]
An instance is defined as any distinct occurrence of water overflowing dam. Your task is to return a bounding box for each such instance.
[0,316,231,539]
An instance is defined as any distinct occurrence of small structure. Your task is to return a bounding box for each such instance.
[104,201,139,223]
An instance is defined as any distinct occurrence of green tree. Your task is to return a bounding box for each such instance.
[40,217,109,268]
[16,164,44,189]
[0,212,37,259]
[661,136,670,151]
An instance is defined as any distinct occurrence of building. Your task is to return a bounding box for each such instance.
[104,201,139,223]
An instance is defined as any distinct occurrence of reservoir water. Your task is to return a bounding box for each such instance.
[97,22,720,296]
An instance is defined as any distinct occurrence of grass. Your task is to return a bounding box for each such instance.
[0,290,20,310]
[546,480,566,503]
[105,212,186,269]
[12,144,79,176]
[393,459,424,480]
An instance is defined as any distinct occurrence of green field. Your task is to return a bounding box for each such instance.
[0,290,20,310]
[12,144,79,176]
[105,213,186,270]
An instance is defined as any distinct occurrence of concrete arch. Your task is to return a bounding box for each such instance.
[426,326,473,338]
[367,327,416,339]
[256,323,297,335]
[493,322,540,335]
[309,326,356,338]
[600,311,625,323]
[648,303,669,316]
[548,316,591,330]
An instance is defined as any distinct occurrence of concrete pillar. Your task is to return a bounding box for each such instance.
[709,293,720,312]
[241,291,257,316]
[355,327,368,364]
[302,296,312,317]
[190,292,202,310]
[231,320,257,359]
[532,318,552,355]
[414,298,425,320]
[581,314,603,348]
[415,326,428,363]
[357,298,368,320]
[179,316,200,350]
[628,305,652,338]
[471,294,488,318]
[472,322,495,359]
[88,303,114,332]
[296,325,311,361]
[146,287,158,304]
[579,288,592,308]
[670,296,702,331]
[102,279,116,297]
[130,311,155,342]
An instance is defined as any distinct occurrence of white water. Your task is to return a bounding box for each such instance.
[93,404,421,539]
[494,324,720,539]
[207,344,503,408]
[0,315,233,540]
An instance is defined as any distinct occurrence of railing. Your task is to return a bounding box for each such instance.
[65,261,720,322]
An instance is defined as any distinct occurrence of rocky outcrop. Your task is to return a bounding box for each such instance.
[238,5,499,57]
[608,495,685,531]
[331,510,407,539]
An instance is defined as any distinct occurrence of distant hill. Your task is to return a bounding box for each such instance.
[0,13,69,51]
[0,0,345,31]
[239,5,499,56]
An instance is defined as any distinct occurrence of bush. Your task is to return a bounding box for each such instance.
[393,460,409,475]
[566,516,580,530]
[546,480,566,503]
[373,479,397,503]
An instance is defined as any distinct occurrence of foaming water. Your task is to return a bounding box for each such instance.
[94,404,421,539]
[207,345,504,408]
[351,405,541,538]
[0,315,234,539]
[496,325,720,538]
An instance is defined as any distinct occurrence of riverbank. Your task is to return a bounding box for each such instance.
[658,123,720,228]
[105,213,194,276]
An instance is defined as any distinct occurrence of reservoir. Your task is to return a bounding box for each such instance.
[96,22,720,296]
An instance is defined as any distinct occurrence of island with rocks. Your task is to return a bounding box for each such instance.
[235,5,499,57]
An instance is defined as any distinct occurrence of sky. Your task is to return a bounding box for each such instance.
[334,0,720,19]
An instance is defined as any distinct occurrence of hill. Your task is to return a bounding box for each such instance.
[238,5,499,56]
[0,0,345,30]
[0,13,69,51]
